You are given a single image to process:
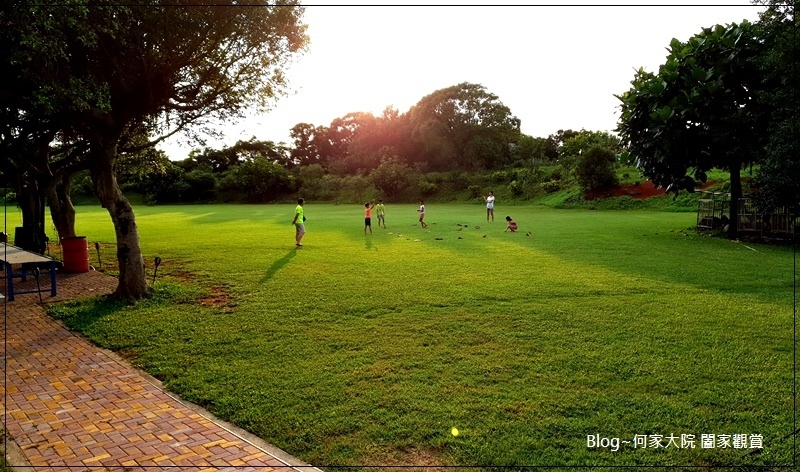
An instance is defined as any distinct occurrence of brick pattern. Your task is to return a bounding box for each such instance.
[2,271,305,471]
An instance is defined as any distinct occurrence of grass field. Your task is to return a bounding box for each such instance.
[12,202,793,468]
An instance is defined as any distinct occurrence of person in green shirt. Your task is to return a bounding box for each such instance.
[292,198,305,247]
[375,199,387,229]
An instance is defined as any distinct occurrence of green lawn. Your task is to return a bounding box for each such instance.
[24,203,794,468]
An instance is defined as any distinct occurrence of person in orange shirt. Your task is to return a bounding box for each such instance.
[364,201,375,234]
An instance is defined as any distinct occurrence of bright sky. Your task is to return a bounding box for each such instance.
[159,1,764,160]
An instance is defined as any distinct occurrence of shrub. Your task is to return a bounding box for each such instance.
[183,170,217,201]
[418,179,437,196]
[575,145,619,191]
[370,157,412,198]
[217,159,297,202]
[540,180,561,193]
[509,180,523,197]
[298,164,335,200]
[491,170,514,183]
[1,191,17,204]
[425,172,451,184]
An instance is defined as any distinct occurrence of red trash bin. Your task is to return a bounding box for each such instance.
[62,236,90,273]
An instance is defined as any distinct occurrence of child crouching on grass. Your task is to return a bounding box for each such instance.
[505,216,518,232]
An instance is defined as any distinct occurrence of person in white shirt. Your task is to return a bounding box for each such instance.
[417,200,428,228]
[483,191,495,222]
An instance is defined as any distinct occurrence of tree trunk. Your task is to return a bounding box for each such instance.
[728,163,742,239]
[91,141,151,299]
[15,173,47,253]
[46,172,77,239]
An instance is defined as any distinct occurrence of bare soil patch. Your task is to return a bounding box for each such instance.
[198,286,234,311]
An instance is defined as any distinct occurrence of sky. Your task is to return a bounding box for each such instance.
[158,1,765,160]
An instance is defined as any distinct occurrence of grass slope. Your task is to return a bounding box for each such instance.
[27,203,794,468]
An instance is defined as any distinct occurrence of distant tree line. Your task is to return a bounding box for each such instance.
[106,82,625,205]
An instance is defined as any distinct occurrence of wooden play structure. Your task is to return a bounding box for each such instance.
[696,191,731,230]
[737,198,796,239]
[696,190,796,238]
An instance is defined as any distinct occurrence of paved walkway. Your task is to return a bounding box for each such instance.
[2,270,316,471]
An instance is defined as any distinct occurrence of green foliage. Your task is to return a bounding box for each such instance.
[183,170,217,202]
[417,179,437,197]
[369,153,413,199]
[558,130,622,177]
[296,164,334,200]
[512,134,551,166]
[749,6,800,210]
[336,174,375,203]
[409,82,521,170]
[490,169,514,183]
[217,159,297,203]
[539,180,561,193]
[1,0,310,298]
[616,21,769,237]
[575,146,619,191]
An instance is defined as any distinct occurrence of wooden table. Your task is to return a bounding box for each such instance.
[1,243,57,301]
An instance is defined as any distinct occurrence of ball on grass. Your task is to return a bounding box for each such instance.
[451,427,459,436]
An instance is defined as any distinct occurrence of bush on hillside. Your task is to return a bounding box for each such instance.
[576,146,618,191]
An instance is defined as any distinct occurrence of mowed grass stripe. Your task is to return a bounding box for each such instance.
[33,203,793,467]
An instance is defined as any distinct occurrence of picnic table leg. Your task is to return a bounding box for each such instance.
[49,261,57,296]
[6,263,14,302]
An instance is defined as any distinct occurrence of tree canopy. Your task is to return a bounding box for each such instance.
[750,0,799,211]
[616,20,769,237]
[409,82,521,171]
[1,1,308,298]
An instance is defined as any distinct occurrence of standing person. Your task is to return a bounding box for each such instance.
[417,200,428,228]
[375,199,387,229]
[292,198,306,247]
[504,215,518,232]
[364,201,374,235]
[483,191,495,222]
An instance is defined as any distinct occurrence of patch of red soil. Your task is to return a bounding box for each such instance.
[586,181,666,200]
[586,180,716,200]
[198,286,234,311]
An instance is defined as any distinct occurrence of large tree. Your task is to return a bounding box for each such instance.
[616,21,769,237]
[3,1,307,298]
[750,1,799,212]
[409,82,521,171]
[0,5,88,246]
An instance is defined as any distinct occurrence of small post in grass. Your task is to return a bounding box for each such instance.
[94,242,103,270]
[153,256,162,286]
[95,242,102,269]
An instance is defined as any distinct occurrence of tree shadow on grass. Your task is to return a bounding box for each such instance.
[260,249,297,283]
[49,295,132,331]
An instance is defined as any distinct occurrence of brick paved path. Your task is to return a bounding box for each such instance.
[2,271,315,471]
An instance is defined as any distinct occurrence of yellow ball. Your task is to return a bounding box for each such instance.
[451,427,459,436]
